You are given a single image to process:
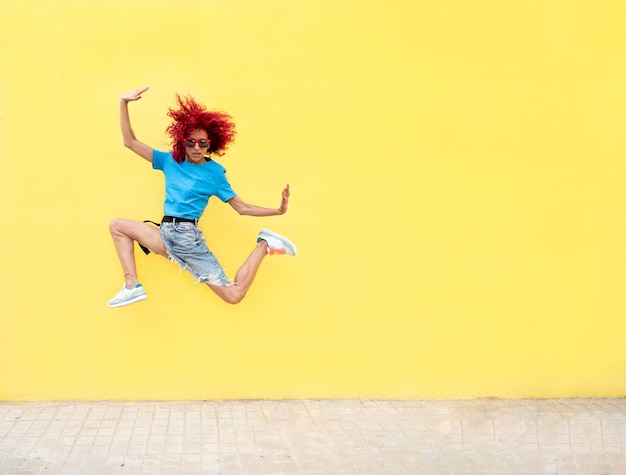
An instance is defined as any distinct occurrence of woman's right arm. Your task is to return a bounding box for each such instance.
[120,87,154,162]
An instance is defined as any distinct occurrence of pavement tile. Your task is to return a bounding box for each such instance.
[0,399,624,474]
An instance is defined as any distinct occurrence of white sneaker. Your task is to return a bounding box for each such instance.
[257,229,297,256]
[107,283,148,308]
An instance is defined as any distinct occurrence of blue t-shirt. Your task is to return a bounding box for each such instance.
[152,150,237,219]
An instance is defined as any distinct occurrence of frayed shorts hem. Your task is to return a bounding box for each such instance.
[160,222,231,287]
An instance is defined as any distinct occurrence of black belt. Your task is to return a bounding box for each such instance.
[161,215,198,225]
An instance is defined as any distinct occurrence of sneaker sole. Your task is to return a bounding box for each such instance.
[260,228,297,256]
[107,293,148,308]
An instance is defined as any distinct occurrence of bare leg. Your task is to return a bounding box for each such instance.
[109,218,167,288]
[207,241,268,304]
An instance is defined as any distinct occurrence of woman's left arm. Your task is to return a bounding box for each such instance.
[228,184,290,216]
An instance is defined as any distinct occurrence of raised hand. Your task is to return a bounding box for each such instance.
[279,184,290,214]
[121,87,150,103]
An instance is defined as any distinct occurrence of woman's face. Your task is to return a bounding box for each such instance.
[184,129,210,164]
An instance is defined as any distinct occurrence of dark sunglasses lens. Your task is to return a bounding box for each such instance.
[185,139,209,147]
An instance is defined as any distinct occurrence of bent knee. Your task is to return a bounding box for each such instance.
[223,289,246,305]
[109,218,124,234]
[109,217,140,236]
[224,295,243,305]
[210,285,245,305]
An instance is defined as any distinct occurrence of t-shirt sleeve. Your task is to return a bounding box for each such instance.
[217,168,237,203]
[152,149,169,170]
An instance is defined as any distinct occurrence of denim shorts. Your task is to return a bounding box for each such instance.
[160,221,230,286]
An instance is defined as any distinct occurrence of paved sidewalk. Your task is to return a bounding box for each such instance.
[0,399,625,474]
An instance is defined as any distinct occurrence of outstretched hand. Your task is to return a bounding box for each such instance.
[279,184,290,214]
[121,86,149,103]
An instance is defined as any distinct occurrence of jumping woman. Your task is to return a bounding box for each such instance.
[107,87,296,307]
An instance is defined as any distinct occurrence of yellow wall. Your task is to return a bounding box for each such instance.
[1,0,625,400]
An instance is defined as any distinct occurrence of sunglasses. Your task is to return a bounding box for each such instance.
[184,138,210,148]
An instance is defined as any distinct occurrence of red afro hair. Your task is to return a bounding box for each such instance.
[166,94,236,163]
